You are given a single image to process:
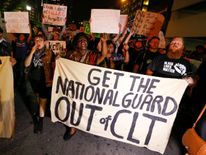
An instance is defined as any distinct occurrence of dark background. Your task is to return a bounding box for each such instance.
[71,0,120,21]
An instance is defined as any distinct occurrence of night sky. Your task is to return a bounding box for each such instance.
[71,0,120,21]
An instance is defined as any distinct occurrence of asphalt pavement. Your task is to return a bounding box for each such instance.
[0,88,184,155]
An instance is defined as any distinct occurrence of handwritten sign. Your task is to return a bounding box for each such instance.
[120,15,128,33]
[45,41,66,56]
[43,4,67,26]
[131,10,165,39]
[158,31,166,49]
[4,12,30,33]
[48,26,54,32]
[51,58,188,154]
[90,9,120,34]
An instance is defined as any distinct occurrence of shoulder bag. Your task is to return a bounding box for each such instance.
[182,104,206,155]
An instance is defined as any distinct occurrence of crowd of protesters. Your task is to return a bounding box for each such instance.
[1,17,206,154]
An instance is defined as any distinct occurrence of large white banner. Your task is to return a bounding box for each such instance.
[51,58,188,154]
[43,4,67,26]
[0,56,15,138]
[4,12,30,33]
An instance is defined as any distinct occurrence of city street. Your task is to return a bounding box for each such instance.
[0,88,183,155]
[0,0,205,154]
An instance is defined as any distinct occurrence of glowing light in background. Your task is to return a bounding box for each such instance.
[26,5,31,11]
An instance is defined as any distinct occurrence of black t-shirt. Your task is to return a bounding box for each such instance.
[124,47,145,72]
[138,50,160,74]
[147,54,192,78]
[29,48,46,81]
[0,40,11,56]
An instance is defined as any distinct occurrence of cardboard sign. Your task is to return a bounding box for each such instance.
[51,58,188,154]
[158,31,166,49]
[43,4,67,26]
[90,9,120,34]
[131,10,165,39]
[4,12,30,33]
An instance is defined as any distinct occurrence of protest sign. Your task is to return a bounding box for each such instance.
[45,40,66,56]
[0,57,15,138]
[120,15,128,33]
[48,26,54,32]
[83,21,100,38]
[4,12,30,33]
[90,9,120,34]
[83,21,90,35]
[51,58,188,154]
[158,31,166,49]
[131,10,165,40]
[43,4,67,26]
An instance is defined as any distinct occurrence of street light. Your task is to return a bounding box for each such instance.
[26,5,31,11]
[143,0,149,6]
[142,0,149,12]
[121,0,127,3]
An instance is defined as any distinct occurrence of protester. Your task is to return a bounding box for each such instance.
[189,44,206,61]
[24,34,54,134]
[146,37,192,78]
[68,32,98,64]
[41,16,66,41]
[97,34,129,70]
[0,27,10,56]
[190,60,206,140]
[0,27,16,65]
[111,23,128,54]
[12,25,32,87]
[138,36,160,74]
[124,33,147,73]
[63,32,105,140]
[146,36,194,154]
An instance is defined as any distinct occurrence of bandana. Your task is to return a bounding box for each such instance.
[33,47,45,67]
